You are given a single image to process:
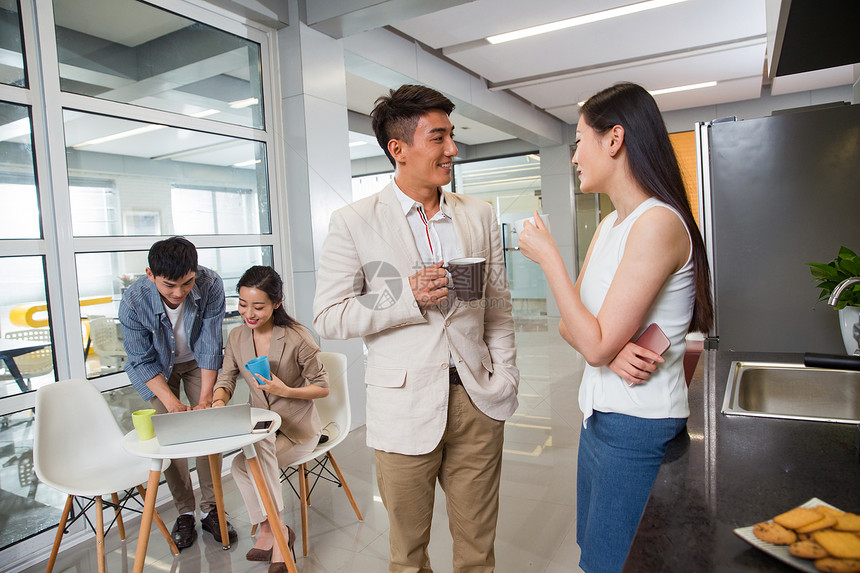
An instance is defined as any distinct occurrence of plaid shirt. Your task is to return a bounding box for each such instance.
[119,265,225,401]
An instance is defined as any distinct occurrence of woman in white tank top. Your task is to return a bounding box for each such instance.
[519,83,713,573]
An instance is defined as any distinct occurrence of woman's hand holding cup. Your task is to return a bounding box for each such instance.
[518,211,557,265]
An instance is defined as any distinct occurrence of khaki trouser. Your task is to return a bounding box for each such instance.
[375,384,505,573]
[149,360,218,515]
[231,430,319,525]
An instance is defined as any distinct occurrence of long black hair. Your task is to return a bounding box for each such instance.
[580,82,713,333]
[236,266,299,329]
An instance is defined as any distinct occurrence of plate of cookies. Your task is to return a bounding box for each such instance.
[734,498,860,573]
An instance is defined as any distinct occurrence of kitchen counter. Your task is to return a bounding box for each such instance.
[624,350,860,572]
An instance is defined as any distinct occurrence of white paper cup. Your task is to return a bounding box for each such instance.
[513,213,550,235]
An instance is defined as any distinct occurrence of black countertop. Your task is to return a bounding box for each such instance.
[624,350,860,572]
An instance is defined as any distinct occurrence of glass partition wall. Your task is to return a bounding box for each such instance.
[453,154,548,326]
[0,0,281,557]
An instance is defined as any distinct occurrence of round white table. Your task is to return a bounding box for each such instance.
[122,408,297,573]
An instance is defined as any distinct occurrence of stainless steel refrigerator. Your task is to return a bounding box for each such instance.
[696,103,860,353]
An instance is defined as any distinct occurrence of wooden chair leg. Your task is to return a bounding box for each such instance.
[328,453,363,521]
[298,463,309,557]
[111,492,126,540]
[46,495,73,573]
[95,496,106,573]
[251,523,258,536]
[136,485,180,555]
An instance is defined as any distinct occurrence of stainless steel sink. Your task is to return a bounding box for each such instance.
[721,361,860,424]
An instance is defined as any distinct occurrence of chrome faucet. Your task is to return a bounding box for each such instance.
[829,277,860,355]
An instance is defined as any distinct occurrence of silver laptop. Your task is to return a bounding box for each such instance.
[151,404,252,446]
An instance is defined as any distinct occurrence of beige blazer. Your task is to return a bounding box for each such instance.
[313,183,518,455]
[215,323,328,445]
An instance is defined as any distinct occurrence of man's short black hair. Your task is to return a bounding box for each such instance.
[147,236,198,281]
[371,84,455,166]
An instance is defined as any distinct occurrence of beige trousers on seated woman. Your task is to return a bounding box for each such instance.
[231,430,320,524]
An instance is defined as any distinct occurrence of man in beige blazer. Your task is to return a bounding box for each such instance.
[313,84,518,573]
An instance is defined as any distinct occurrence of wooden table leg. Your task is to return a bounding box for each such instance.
[132,463,162,573]
[136,485,179,555]
[208,454,230,550]
[244,444,298,573]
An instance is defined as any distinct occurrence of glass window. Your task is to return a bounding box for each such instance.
[53,0,264,129]
[0,256,54,396]
[171,185,262,235]
[63,110,271,237]
[0,0,26,87]
[0,102,40,239]
[76,246,273,379]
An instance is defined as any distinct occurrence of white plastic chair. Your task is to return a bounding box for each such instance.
[276,352,364,556]
[88,317,127,372]
[34,379,177,573]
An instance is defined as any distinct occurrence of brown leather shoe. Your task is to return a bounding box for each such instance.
[200,511,238,544]
[170,515,196,550]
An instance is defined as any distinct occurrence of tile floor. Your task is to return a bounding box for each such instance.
[17,320,588,572]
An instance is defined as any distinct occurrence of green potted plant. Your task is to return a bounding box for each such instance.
[808,246,860,353]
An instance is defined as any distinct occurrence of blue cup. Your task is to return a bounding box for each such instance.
[244,355,270,385]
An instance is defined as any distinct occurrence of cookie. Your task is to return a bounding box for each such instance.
[775,507,826,530]
[754,521,797,545]
[815,506,847,518]
[813,557,860,573]
[835,514,860,533]
[799,515,840,533]
[814,530,860,559]
[790,539,829,559]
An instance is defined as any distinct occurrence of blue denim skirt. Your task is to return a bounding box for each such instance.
[576,411,687,573]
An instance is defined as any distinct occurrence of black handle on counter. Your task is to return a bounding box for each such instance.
[803,352,860,371]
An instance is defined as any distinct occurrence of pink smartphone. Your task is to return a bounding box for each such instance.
[634,323,670,356]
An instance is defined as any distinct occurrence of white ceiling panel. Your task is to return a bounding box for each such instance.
[653,76,763,112]
[770,65,859,96]
[534,75,763,124]
[395,0,765,83]
[513,41,767,110]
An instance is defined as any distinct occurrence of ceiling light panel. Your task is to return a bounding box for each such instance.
[486,0,689,44]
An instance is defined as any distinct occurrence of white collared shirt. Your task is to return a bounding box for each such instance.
[392,181,464,270]
[393,181,464,366]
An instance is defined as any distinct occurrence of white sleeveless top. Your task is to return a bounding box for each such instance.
[578,197,695,426]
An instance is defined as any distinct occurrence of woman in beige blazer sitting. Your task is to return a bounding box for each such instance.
[212,266,329,573]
